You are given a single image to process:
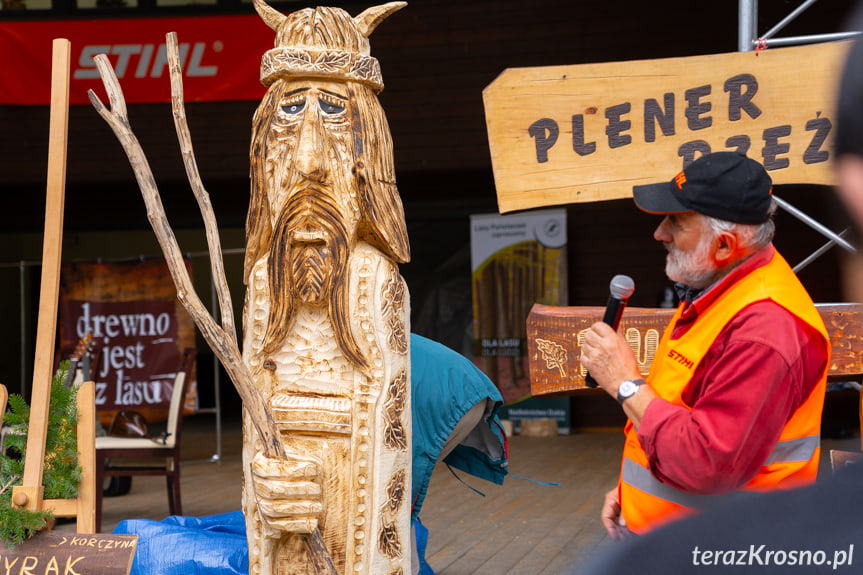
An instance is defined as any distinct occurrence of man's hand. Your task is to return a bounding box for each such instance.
[601,487,634,541]
[580,321,641,394]
[251,452,323,535]
[581,321,657,429]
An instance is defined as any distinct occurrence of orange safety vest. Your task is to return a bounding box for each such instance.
[619,249,829,534]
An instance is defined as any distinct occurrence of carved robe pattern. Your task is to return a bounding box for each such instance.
[242,243,411,575]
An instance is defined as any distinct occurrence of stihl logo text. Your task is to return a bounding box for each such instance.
[73,41,221,80]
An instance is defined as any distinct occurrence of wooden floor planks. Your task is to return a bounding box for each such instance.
[420,433,623,575]
[53,414,860,574]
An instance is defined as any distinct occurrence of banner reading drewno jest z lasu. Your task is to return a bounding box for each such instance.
[59,258,196,426]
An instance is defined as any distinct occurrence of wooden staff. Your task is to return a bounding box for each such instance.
[88,32,336,574]
[87,40,282,464]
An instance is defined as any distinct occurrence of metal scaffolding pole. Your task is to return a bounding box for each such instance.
[758,32,860,48]
[773,196,857,254]
[760,0,819,42]
[738,0,758,52]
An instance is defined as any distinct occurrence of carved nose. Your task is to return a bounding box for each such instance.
[295,107,327,182]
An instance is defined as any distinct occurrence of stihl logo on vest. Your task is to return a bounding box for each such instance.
[73,42,220,80]
[667,348,694,369]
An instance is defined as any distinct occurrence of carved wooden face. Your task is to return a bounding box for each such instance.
[261,78,365,306]
[250,73,405,366]
[265,78,362,240]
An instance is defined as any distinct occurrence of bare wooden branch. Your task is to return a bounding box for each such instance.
[89,46,336,575]
[87,55,285,462]
[165,32,236,341]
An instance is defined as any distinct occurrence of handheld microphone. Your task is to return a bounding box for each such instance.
[585,274,635,388]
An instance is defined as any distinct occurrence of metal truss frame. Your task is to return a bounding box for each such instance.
[738,0,859,272]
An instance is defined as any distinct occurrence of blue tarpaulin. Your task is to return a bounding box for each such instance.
[115,512,435,575]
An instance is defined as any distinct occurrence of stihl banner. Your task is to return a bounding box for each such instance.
[0,15,272,105]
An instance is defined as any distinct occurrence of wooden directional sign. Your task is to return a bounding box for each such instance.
[0,531,137,574]
[483,41,853,213]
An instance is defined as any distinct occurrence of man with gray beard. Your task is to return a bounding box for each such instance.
[580,152,829,538]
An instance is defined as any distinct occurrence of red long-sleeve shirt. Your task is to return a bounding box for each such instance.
[637,244,829,495]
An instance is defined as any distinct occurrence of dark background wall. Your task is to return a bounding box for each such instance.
[0,0,859,422]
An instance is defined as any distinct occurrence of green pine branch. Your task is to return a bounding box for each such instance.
[0,361,82,549]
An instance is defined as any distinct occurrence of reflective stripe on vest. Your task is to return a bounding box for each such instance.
[619,248,829,534]
[622,434,820,510]
[764,434,821,465]
[622,458,722,511]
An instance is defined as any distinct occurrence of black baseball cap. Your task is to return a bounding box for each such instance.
[632,152,773,225]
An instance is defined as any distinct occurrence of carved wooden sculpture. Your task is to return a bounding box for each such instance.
[242,3,411,574]
[88,3,411,574]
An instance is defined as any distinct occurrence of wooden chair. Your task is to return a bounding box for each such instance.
[95,347,197,532]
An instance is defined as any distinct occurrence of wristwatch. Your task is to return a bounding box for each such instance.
[616,378,646,405]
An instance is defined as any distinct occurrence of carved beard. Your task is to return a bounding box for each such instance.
[262,188,368,371]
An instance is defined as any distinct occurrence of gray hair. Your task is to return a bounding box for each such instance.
[704,198,777,251]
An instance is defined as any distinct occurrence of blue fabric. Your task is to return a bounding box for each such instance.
[413,516,435,575]
[116,512,435,575]
[410,333,507,518]
[115,511,248,575]
[114,333,508,574]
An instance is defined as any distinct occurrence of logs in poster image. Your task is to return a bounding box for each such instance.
[472,242,566,403]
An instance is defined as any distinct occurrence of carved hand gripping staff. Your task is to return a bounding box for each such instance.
[88,3,411,574]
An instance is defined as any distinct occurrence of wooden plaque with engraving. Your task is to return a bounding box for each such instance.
[529,303,863,397]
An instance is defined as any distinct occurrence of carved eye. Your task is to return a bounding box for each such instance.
[281,100,306,115]
[319,100,345,115]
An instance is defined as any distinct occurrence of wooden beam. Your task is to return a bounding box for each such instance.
[43,499,77,517]
[76,380,96,533]
[14,38,71,512]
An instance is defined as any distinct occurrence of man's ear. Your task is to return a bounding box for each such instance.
[712,230,739,265]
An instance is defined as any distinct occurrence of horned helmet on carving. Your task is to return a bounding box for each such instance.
[246,1,411,283]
